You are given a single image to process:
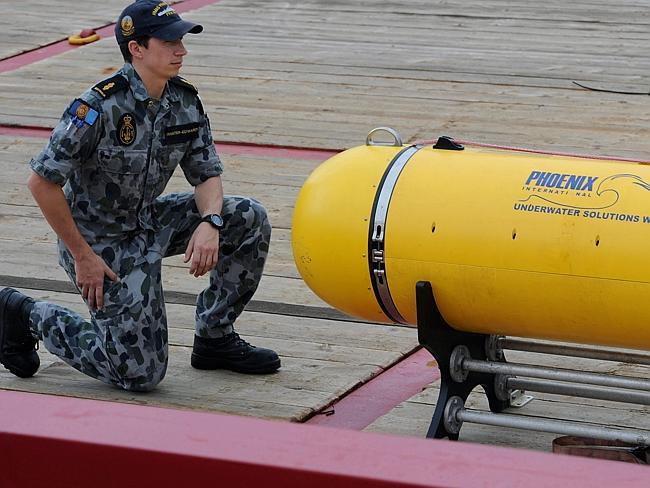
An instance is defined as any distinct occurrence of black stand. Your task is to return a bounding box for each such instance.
[416,281,509,439]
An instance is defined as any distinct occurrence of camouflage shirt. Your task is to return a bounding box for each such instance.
[30,63,223,244]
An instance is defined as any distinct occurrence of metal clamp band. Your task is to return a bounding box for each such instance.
[368,144,421,324]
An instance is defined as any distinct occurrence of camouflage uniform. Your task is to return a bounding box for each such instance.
[29,63,271,391]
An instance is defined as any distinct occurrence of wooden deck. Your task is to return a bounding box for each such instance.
[2,0,650,454]
[3,0,650,155]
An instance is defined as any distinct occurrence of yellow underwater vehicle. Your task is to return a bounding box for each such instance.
[293,127,650,351]
[293,128,650,445]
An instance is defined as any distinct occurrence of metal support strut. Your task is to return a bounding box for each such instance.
[416,281,508,440]
[416,280,650,445]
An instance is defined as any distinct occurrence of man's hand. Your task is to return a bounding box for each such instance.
[74,252,119,310]
[184,222,220,277]
[28,172,120,311]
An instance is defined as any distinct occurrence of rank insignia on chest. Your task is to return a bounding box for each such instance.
[117,113,137,146]
[67,99,99,128]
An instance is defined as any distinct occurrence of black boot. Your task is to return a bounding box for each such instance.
[0,288,39,378]
[191,332,281,374]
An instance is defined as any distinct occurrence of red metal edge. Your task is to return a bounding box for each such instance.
[307,348,440,429]
[0,125,339,160]
[216,141,339,161]
[0,125,52,139]
[1,390,647,488]
[0,0,223,74]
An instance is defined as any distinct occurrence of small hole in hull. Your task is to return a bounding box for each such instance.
[512,229,517,240]
[595,235,600,247]
[431,222,436,233]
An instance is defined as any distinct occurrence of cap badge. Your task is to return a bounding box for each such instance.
[118,113,136,146]
[152,2,176,16]
[121,15,135,37]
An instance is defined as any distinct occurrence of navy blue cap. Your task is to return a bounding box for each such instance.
[115,0,203,44]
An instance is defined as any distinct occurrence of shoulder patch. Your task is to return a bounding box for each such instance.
[92,75,129,99]
[67,99,100,128]
[169,76,198,95]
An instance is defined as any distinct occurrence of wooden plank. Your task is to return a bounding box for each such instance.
[0,250,328,308]
[0,288,416,420]
[0,180,300,231]
[0,210,324,307]
[0,201,299,281]
[0,275,361,324]
[21,289,413,351]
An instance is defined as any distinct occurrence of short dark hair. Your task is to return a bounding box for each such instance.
[119,36,151,62]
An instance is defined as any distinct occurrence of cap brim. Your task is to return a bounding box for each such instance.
[152,20,203,41]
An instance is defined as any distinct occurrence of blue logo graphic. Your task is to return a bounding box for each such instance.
[524,170,598,191]
[519,171,650,210]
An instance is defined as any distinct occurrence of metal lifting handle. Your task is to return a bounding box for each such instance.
[366,127,403,147]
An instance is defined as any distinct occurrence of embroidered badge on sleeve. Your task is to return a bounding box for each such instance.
[67,99,99,128]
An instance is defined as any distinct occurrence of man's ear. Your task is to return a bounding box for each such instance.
[128,40,144,60]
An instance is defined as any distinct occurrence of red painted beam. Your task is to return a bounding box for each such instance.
[216,141,339,161]
[0,125,52,139]
[308,348,440,429]
[0,125,339,160]
[1,390,648,488]
[0,0,223,74]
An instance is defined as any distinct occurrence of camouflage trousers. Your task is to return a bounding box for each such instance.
[29,192,271,392]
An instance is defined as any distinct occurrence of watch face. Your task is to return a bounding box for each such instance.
[210,214,224,228]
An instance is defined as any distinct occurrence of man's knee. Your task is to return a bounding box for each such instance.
[225,196,269,231]
[117,361,167,392]
[102,310,169,392]
[248,198,271,236]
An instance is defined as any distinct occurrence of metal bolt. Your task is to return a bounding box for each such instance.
[443,396,465,435]
[449,345,471,383]
[485,335,504,361]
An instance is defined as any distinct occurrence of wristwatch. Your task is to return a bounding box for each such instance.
[201,213,224,230]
